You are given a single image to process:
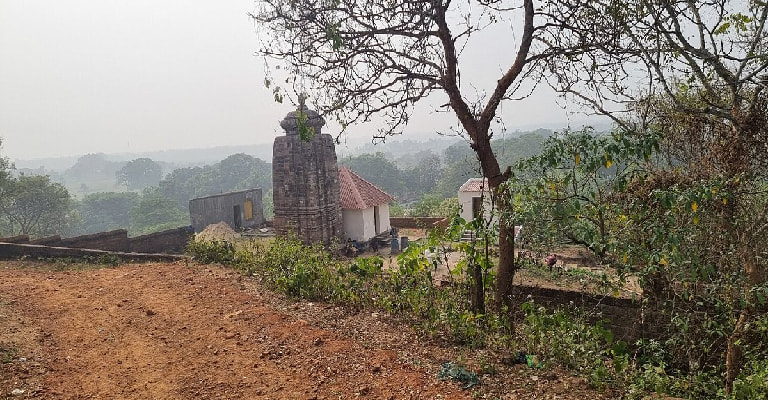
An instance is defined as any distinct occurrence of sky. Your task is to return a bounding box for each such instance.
[0,1,593,162]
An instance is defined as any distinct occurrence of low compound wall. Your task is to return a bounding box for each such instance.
[61,229,130,252]
[0,235,30,244]
[129,227,193,254]
[0,242,184,263]
[390,217,448,230]
[507,285,655,343]
[0,227,192,256]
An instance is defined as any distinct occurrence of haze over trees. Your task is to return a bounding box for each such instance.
[116,158,162,191]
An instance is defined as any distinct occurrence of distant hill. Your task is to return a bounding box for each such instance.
[13,143,274,173]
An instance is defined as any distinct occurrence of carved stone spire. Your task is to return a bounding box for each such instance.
[279,96,325,136]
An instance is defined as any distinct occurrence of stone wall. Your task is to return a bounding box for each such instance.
[30,235,62,246]
[0,235,30,244]
[272,106,342,245]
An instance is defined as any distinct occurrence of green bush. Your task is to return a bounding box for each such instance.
[186,239,236,264]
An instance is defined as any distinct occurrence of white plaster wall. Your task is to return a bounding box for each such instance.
[342,209,366,241]
[374,204,391,234]
[458,190,476,222]
[344,205,392,241]
[458,190,494,223]
[361,207,375,239]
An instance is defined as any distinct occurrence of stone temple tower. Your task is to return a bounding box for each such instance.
[272,104,343,244]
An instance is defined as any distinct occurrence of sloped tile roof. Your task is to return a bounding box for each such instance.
[339,166,394,210]
[459,177,489,192]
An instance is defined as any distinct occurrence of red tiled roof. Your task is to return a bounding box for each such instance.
[339,166,394,210]
[459,178,489,192]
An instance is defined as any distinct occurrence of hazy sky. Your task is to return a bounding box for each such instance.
[0,1,585,162]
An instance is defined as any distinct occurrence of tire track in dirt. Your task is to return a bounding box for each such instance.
[0,262,469,399]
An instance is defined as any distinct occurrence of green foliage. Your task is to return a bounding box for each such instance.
[0,174,76,238]
[251,235,343,301]
[520,302,618,372]
[407,194,444,217]
[388,201,405,217]
[732,359,768,400]
[116,158,162,191]
[155,153,271,209]
[339,152,406,199]
[295,108,316,142]
[129,192,188,236]
[503,128,658,260]
[186,239,236,264]
[62,153,123,195]
[74,192,140,235]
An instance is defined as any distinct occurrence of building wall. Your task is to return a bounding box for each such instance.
[458,190,494,223]
[343,204,392,242]
[373,204,391,236]
[342,209,366,241]
[188,188,264,233]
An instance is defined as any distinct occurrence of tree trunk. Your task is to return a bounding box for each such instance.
[726,308,748,395]
[469,261,485,314]
[494,220,516,308]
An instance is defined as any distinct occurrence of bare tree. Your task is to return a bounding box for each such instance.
[252,0,569,309]
[543,0,768,392]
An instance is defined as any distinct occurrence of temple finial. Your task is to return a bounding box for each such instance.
[298,93,308,109]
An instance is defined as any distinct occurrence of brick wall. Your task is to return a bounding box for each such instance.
[0,242,184,263]
[389,217,448,230]
[129,227,193,254]
[60,229,130,252]
[0,235,30,244]
[30,235,63,246]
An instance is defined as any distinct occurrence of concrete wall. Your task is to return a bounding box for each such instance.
[374,205,391,236]
[189,188,264,233]
[342,209,366,241]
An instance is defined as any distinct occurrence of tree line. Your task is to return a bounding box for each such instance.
[0,129,549,239]
[0,150,272,238]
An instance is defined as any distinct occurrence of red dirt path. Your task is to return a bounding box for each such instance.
[0,261,611,399]
[0,262,466,399]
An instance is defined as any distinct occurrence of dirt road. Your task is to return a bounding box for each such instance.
[0,262,470,399]
[0,261,611,399]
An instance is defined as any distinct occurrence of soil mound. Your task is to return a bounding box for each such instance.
[195,222,238,242]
